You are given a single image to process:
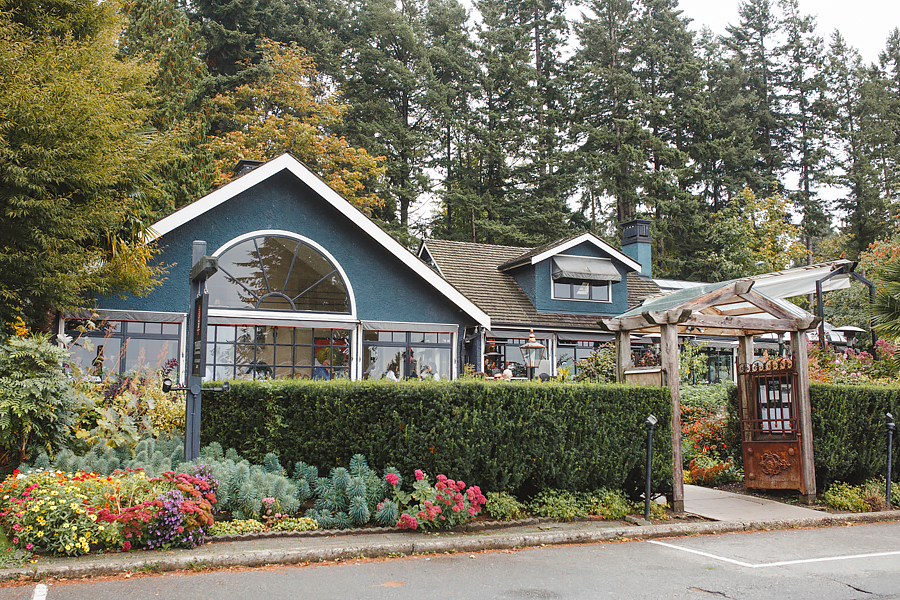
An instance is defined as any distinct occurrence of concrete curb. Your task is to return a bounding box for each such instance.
[2,510,898,582]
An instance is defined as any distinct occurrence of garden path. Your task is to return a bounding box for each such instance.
[683,484,829,522]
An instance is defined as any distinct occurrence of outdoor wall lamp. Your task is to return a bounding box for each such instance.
[162,378,230,394]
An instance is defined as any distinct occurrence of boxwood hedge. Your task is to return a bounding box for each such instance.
[201,380,673,497]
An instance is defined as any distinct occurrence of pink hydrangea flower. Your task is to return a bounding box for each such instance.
[385,473,400,486]
[415,469,424,481]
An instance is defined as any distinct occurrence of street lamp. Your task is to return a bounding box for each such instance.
[519,329,545,380]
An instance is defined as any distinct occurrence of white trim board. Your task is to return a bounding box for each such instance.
[529,232,642,273]
[147,154,490,328]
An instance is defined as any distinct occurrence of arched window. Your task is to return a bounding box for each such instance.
[207,233,351,314]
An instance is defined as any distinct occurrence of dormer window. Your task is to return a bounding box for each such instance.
[550,256,619,303]
[553,281,610,302]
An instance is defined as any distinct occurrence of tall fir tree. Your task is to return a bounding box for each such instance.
[722,0,787,190]
[778,0,830,264]
[824,32,890,258]
[570,0,646,226]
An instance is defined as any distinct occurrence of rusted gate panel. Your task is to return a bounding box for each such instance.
[737,359,805,493]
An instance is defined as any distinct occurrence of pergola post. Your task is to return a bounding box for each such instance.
[660,323,683,511]
[615,330,632,383]
[791,329,817,502]
[737,335,754,443]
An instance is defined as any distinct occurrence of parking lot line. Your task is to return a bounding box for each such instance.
[647,540,900,569]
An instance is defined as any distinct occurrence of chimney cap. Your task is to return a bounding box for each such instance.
[233,159,265,175]
[622,219,652,245]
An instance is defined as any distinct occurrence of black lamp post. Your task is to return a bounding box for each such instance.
[644,414,658,520]
[888,412,895,509]
[519,329,545,380]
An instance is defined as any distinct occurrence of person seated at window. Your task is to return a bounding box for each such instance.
[502,362,513,380]
[420,364,435,379]
[384,362,399,381]
[313,358,331,380]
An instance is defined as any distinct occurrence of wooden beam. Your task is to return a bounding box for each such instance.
[791,330,817,502]
[737,335,755,443]
[660,323,683,512]
[614,314,657,331]
[677,282,740,311]
[734,280,754,295]
[681,313,800,333]
[736,292,799,320]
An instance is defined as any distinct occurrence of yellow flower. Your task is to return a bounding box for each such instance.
[88,514,97,521]
[70,503,79,510]
[36,531,43,538]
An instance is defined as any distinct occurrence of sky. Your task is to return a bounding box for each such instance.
[676,0,900,65]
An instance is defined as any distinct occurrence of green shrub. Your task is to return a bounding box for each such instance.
[526,488,631,521]
[209,519,266,536]
[268,516,318,532]
[200,380,674,497]
[305,454,393,529]
[822,482,868,512]
[0,335,78,463]
[484,492,526,521]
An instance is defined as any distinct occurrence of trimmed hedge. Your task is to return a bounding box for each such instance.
[200,380,673,497]
[725,383,900,487]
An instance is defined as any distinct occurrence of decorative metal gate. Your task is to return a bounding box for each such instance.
[737,359,805,493]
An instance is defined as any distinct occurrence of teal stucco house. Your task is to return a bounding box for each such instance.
[63,154,656,381]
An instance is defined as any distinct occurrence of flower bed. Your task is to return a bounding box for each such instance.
[0,467,217,556]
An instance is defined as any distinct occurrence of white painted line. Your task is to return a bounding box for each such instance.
[31,583,48,600]
[647,541,755,568]
[647,540,900,569]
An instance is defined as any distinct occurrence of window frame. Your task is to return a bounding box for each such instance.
[209,230,357,318]
[551,279,612,303]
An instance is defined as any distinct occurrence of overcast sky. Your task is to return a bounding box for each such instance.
[676,0,899,65]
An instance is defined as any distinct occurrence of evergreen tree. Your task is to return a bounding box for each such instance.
[778,0,830,264]
[824,32,890,257]
[570,0,646,226]
[337,0,438,228]
[120,0,218,215]
[722,0,787,189]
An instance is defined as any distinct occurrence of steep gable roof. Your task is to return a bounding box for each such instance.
[148,154,490,328]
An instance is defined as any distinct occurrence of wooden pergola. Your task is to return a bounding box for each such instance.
[600,280,820,511]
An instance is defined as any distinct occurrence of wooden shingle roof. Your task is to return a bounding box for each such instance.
[422,239,660,330]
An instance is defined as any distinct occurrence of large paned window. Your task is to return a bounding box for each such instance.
[206,325,350,380]
[556,340,603,378]
[63,319,181,377]
[485,336,552,378]
[207,234,350,313]
[362,331,453,380]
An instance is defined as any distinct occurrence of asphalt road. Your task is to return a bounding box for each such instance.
[4,522,900,600]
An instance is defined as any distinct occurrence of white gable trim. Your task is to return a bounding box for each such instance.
[528,233,642,272]
[148,154,490,328]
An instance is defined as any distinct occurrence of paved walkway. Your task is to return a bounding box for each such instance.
[683,484,829,522]
[0,490,896,583]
